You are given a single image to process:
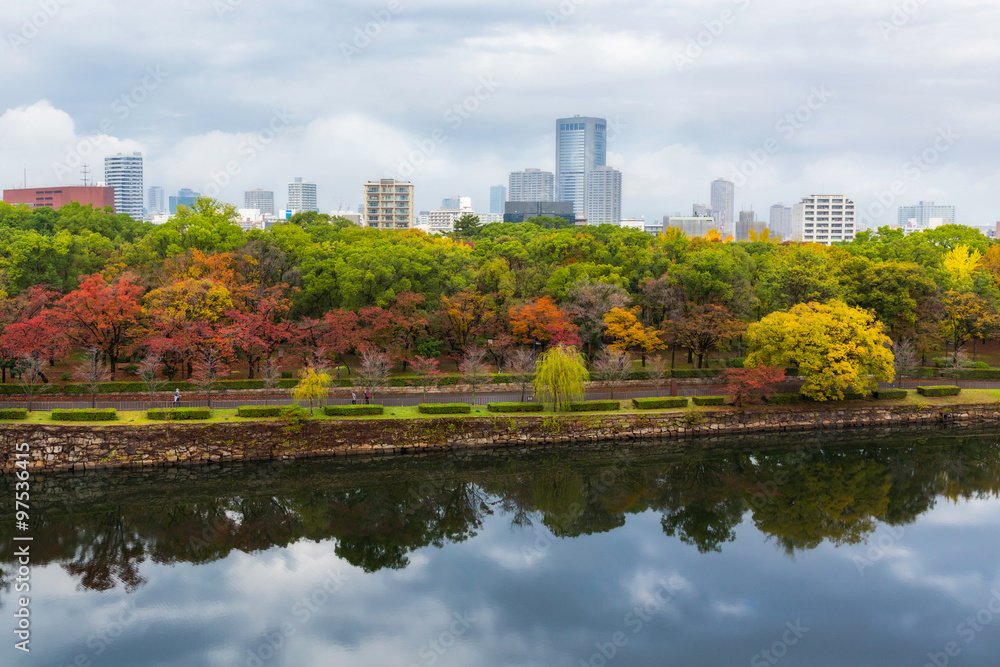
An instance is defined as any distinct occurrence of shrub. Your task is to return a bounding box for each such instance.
[567,400,621,412]
[60,373,72,381]
[841,391,868,400]
[51,409,117,422]
[0,408,28,420]
[768,393,801,404]
[917,386,962,397]
[671,369,722,379]
[633,397,688,409]
[237,406,284,418]
[873,389,908,400]
[280,371,294,379]
[324,405,384,416]
[147,408,212,421]
[487,402,544,413]
[0,384,59,396]
[122,364,140,377]
[725,357,747,368]
[693,396,726,406]
[947,369,1000,380]
[970,361,991,369]
[418,403,472,414]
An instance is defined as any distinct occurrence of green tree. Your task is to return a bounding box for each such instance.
[746,300,894,401]
[534,345,588,411]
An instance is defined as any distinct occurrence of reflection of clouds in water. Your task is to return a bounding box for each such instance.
[713,601,753,619]
[921,497,1000,527]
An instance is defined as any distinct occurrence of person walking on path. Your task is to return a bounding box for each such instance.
[365,391,370,405]
[351,391,357,405]
[173,388,181,405]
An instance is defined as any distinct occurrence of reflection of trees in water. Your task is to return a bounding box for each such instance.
[1,430,999,593]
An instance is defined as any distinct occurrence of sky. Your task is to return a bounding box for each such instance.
[1,0,999,228]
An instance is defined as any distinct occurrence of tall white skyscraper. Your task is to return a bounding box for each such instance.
[585,167,622,225]
[287,177,318,213]
[147,186,165,214]
[509,169,554,202]
[245,188,275,216]
[556,116,607,217]
[490,185,507,214]
[710,178,735,234]
[794,194,856,245]
[104,152,144,219]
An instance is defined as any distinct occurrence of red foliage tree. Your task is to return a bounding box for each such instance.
[225,289,296,378]
[510,296,580,348]
[720,366,786,407]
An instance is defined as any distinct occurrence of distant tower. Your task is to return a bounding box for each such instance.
[555,116,607,218]
[245,188,275,216]
[287,177,318,213]
[490,185,507,214]
[104,152,144,219]
[710,178,735,234]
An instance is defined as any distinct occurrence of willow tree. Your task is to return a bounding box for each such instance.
[294,367,332,415]
[534,345,588,412]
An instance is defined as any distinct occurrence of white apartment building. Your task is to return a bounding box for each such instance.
[365,179,414,229]
[794,195,856,244]
[509,169,555,202]
[585,166,622,225]
[287,178,318,213]
[104,152,144,219]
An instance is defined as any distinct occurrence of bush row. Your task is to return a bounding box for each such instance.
[917,386,962,397]
[693,396,726,406]
[633,397,689,409]
[873,389,908,400]
[237,406,284,418]
[324,405,384,416]
[0,408,28,420]
[487,403,544,413]
[147,408,212,421]
[418,404,472,414]
[567,400,621,412]
[51,409,117,422]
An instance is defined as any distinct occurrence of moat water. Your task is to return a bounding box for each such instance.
[2,426,999,666]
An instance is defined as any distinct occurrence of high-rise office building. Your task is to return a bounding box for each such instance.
[556,116,607,218]
[364,178,414,229]
[509,169,554,202]
[710,178,735,234]
[769,203,794,239]
[104,152,144,219]
[736,211,767,241]
[693,203,713,218]
[441,196,472,210]
[147,186,165,214]
[584,167,622,226]
[169,188,200,214]
[793,194,857,245]
[287,177,318,213]
[503,201,575,225]
[664,215,717,238]
[490,186,507,214]
[245,188,275,217]
[897,201,956,231]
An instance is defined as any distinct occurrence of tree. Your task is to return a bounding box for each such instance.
[593,348,632,399]
[16,354,46,412]
[721,366,786,407]
[564,278,631,360]
[943,244,982,288]
[673,304,745,369]
[190,347,229,409]
[225,289,295,378]
[452,213,482,239]
[358,348,391,400]
[258,357,283,406]
[294,367,331,415]
[460,346,493,405]
[746,300,894,401]
[506,348,536,402]
[940,291,999,365]
[891,339,918,388]
[645,355,670,398]
[534,345,588,412]
[411,355,444,404]
[138,354,164,409]
[603,307,664,366]
[74,347,113,409]
[510,296,580,348]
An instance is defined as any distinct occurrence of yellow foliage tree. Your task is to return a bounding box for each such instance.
[143,278,234,322]
[294,367,332,415]
[746,300,894,401]
[534,345,588,412]
[603,307,664,364]
[943,244,982,287]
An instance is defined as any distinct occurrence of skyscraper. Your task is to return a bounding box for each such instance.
[556,116,607,218]
[441,196,472,210]
[288,177,318,213]
[104,152,144,219]
[509,169,554,202]
[769,203,793,239]
[793,194,857,245]
[147,186,165,214]
[245,188,275,216]
[364,178,414,229]
[897,201,956,231]
[489,185,507,214]
[585,167,622,226]
[710,178,735,234]
[169,188,200,214]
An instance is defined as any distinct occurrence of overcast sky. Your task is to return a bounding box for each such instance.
[1,0,998,227]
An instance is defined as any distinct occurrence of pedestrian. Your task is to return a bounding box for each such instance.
[173,388,180,405]
[351,391,357,405]
[365,391,370,405]
[336,367,341,380]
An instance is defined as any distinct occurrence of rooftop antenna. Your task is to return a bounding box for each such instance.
[81,163,91,187]
[23,165,27,189]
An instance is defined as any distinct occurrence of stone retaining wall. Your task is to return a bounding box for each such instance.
[1,403,997,474]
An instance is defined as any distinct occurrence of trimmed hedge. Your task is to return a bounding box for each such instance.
[487,402,544,413]
[671,369,721,379]
[841,391,868,401]
[946,369,1000,380]
[693,396,726,406]
[917,386,962,397]
[147,408,212,421]
[768,393,801,404]
[567,400,621,412]
[0,408,28,420]
[633,397,689,409]
[0,384,60,395]
[324,405,384,416]
[51,409,117,422]
[237,406,284,418]
[418,403,472,414]
[873,389,908,400]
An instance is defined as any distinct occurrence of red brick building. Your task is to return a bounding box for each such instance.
[2,186,116,211]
